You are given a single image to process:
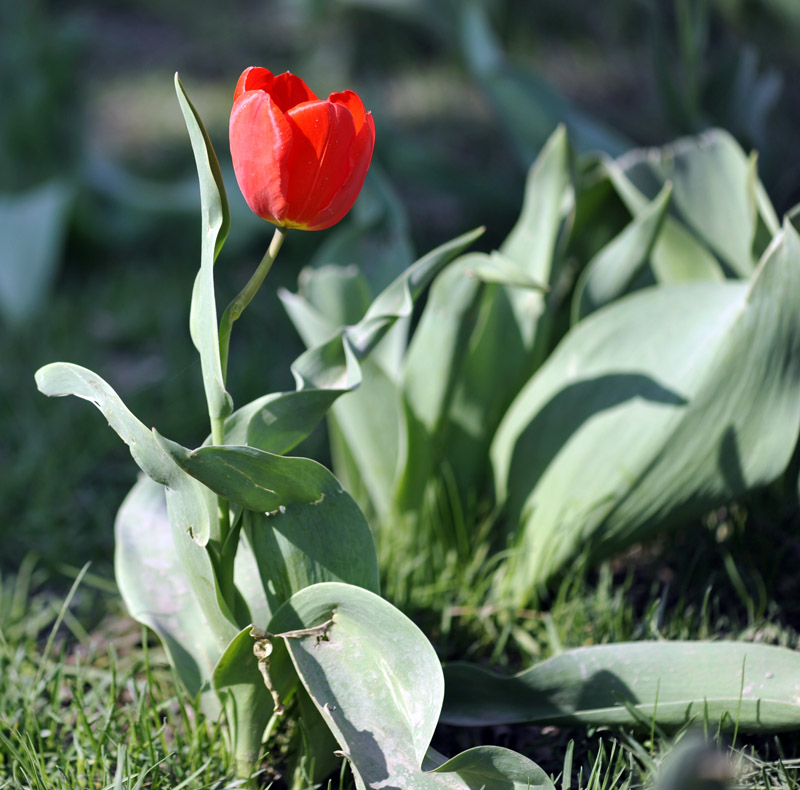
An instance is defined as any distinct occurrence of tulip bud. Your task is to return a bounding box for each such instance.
[229,67,376,232]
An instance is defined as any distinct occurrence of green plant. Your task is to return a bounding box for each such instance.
[283,124,800,605]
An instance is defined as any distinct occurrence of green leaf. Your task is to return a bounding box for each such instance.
[36,362,205,530]
[280,227,484,522]
[463,251,550,290]
[308,165,415,297]
[571,183,672,323]
[270,582,554,790]
[344,226,485,357]
[175,72,232,422]
[613,130,765,278]
[602,152,724,285]
[500,126,573,297]
[160,440,380,616]
[0,180,72,325]
[395,256,486,513]
[402,255,487,441]
[296,264,373,330]
[421,129,573,511]
[442,641,800,732]
[212,625,273,779]
[221,333,361,456]
[114,475,221,706]
[35,363,240,647]
[492,220,800,596]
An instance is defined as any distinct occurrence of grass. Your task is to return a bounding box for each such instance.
[3,497,800,790]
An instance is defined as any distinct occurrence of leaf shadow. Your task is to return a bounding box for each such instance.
[505,372,688,524]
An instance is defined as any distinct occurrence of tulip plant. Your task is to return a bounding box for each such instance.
[35,67,800,788]
[34,71,557,787]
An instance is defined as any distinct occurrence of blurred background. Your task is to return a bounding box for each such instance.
[3,0,800,579]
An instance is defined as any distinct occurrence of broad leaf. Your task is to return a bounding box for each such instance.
[270,582,554,790]
[396,255,486,513]
[161,441,380,617]
[175,73,232,422]
[602,152,724,285]
[442,641,800,731]
[492,220,800,596]
[222,333,361,456]
[115,475,220,705]
[344,227,485,357]
[427,129,573,511]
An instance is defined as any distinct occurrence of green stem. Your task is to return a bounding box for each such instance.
[210,225,287,600]
[219,225,287,382]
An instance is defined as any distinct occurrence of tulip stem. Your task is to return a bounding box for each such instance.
[219,226,287,383]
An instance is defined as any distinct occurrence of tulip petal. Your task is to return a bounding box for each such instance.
[234,66,274,103]
[306,111,375,231]
[284,100,357,229]
[329,90,368,134]
[230,90,292,225]
[270,72,318,113]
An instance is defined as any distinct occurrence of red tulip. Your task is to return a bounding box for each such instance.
[229,67,375,232]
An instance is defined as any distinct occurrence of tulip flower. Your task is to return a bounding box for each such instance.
[229,67,375,232]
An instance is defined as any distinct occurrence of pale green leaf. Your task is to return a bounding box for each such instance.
[35,363,240,648]
[175,73,232,422]
[613,130,763,278]
[160,440,380,617]
[442,641,800,731]
[344,226,485,357]
[114,475,220,706]
[571,183,672,323]
[271,582,554,790]
[602,152,724,284]
[212,626,273,777]
[280,227,484,522]
[492,221,800,596]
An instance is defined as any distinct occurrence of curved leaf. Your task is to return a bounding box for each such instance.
[612,130,768,278]
[212,625,273,778]
[222,333,362,455]
[442,641,800,732]
[271,582,554,790]
[161,440,380,617]
[35,363,240,656]
[492,221,800,595]
[571,183,672,323]
[279,227,484,521]
[602,152,724,285]
[344,226,485,357]
[175,72,232,422]
[35,363,210,542]
[114,475,220,705]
